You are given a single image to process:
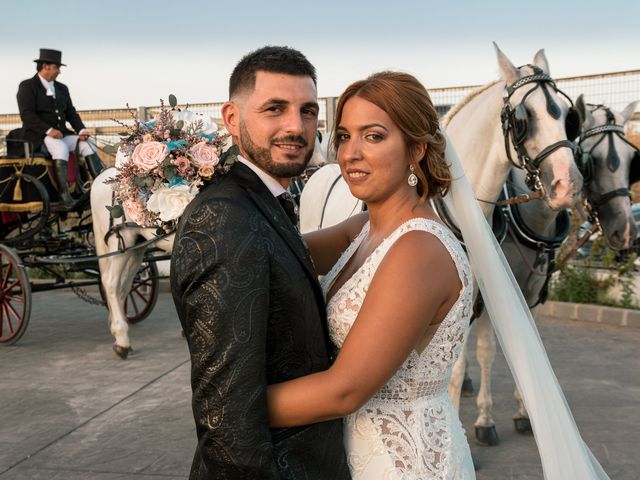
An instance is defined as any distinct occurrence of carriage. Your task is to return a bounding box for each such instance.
[0,131,163,345]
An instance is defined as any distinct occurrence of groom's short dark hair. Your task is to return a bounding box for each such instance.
[229,46,316,98]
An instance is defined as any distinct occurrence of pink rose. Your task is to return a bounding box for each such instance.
[198,164,214,178]
[123,198,147,226]
[131,141,167,171]
[190,142,220,168]
[173,155,190,175]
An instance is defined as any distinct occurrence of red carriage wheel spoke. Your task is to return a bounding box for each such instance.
[135,278,153,288]
[1,262,13,290]
[132,287,149,303]
[5,279,21,292]
[2,304,15,335]
[5,300,22,324]
[4,294,24,302]
[126,294,141,316]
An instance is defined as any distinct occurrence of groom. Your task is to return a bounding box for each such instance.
[171,46,350,479]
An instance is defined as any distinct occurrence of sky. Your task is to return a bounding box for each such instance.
[1,0,639,114]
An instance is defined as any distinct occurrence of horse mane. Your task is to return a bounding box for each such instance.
[441,80,501,128]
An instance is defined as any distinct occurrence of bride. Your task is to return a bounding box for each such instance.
[268,71,475,478]
[267,71,609,480]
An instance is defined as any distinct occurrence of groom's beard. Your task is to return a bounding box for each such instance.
[238,121,312,178]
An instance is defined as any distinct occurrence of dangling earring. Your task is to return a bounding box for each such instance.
[408,165,418,187]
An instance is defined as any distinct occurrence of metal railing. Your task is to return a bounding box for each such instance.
[1,70,638,152]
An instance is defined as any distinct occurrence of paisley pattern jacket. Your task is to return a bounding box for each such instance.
[171,162,350,480]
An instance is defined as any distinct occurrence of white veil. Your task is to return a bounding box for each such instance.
[441,131,610,480]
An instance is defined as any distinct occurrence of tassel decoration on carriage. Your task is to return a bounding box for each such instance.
[13,178,22,201]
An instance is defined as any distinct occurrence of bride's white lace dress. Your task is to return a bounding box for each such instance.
[321,218,475,480]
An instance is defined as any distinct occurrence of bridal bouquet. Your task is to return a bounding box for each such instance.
[106,95,235,230]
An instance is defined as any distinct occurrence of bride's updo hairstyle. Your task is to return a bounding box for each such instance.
[332,71,450,202]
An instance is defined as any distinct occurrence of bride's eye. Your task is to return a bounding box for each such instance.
[365,132,384,142]
[336,132,350,142]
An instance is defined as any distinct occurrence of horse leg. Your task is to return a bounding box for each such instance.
[513,384,533,434]
[91,169,146,359]
[449,340,467,411]
[513,305,539,434]
[474,312,499,446]
[103,244,144,359]
[462,355,475,397]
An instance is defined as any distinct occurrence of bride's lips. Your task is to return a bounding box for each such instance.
[345,168,369,184]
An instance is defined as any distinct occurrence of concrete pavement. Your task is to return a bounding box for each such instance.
[1,289,638,479]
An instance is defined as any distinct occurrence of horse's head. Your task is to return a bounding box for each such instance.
[576,96,639,250]
[308,130,329,168]
[495,44,583,211]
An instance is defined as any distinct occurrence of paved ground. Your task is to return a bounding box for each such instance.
[1,289,638,479]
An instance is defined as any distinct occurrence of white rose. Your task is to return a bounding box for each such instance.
[146,184,198,222]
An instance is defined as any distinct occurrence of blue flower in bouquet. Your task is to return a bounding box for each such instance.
[164,139,187,153]
[168,175,188,188]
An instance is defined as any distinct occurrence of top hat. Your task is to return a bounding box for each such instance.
[33,48,66,66]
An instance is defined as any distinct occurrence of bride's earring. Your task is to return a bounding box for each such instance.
[408,165,418,187]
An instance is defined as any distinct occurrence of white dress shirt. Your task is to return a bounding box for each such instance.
[38,74,88,136]
[38,73,56,98]
[236,155,287,197]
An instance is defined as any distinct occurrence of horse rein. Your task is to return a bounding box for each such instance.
[317,169,364,230]
[500,65,580,191]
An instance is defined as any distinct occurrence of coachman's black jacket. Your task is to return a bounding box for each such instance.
[16,74,85,148]
[171,162,350,480]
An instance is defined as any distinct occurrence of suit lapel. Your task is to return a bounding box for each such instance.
[232,164,317,278]
[231,163,327,298]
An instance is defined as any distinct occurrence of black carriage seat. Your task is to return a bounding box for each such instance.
[2,128,89,206]
[5,128,51,160]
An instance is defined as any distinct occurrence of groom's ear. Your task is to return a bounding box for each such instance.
[222,101,240,136]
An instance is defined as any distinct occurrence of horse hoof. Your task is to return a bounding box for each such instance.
[461,376,475,397]
[514,416,533,434]
[113,344,133,359]
[475,425,500,446]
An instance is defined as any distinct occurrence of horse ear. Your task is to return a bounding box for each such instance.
[532,49,550,74]
[577,95,596,130]
[493,42,519,85]
[620,100,639,124]
[575,94,587,126]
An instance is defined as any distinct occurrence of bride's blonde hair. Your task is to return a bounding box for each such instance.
[332,71,450,202]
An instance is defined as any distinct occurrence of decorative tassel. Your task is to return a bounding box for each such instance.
[13,178,22,201]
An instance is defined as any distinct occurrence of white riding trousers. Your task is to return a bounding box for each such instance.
[44,135,96,161]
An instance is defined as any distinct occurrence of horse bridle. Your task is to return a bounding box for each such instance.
[576,105,640,217]
[500,65,581,191]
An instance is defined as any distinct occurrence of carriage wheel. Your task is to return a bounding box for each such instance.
[1,174,50,246]
[125,261,159,324]
[0,245,32,345]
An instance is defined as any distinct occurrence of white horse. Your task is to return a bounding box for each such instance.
[485,97,639,439]
[92,138,328,358]
[299,45,584,442]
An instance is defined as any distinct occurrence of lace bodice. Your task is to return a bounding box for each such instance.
[321,218,475,479]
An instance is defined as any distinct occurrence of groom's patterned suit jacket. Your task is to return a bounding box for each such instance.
[171,162,350,480]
